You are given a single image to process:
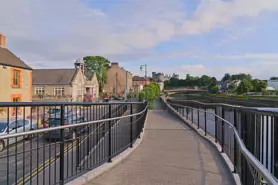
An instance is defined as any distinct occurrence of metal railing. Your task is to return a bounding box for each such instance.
[162,98,278,185]
[0,101,148,185]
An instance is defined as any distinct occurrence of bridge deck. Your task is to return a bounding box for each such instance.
[87,102,234,185]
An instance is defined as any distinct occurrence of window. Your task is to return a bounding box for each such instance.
[13,97,20,102]
[35,87,45,95]
[12,69,22,88]
[11,94,22,116]
[54,87,65,96]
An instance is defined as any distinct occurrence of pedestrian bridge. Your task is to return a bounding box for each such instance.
[0,99,277,185]
[164,88,208,93]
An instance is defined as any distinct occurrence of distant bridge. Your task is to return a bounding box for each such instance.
[164,88,208,93]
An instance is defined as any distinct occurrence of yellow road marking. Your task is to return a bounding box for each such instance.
[17,140,77,185]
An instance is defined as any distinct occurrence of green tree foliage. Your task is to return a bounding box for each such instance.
[251,80,267,92]
[83,56,110,92]
[221,73,231,82]
[221,73,252,82]
[270,77,278,80]
[208,77,217,90]
[164,74,217,89]
[210,86,220,94]
[138,91,146,102]
[139,83,161,102]
[228,84,236,92]
[236,79,253,94]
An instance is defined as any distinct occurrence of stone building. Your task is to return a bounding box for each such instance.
[151,72,166,91]
[0,34,32,118]
[103,63,133,96]
[32,59,99,102]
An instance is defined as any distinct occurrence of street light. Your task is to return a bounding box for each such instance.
[140,64,147,101]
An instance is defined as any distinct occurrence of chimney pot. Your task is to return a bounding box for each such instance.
[0,34,6,48]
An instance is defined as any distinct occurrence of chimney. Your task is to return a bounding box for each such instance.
[111,62,119,68]
[0,34,6,48]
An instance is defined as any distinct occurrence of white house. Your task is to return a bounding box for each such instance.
[268,80,278,90]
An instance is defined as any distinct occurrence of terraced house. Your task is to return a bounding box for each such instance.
[0,34,32,117]
[32,59,99,102]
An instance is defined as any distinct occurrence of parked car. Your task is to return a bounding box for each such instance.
[43,113,87,140]
[0,119,38,152]
[48,107,72,118]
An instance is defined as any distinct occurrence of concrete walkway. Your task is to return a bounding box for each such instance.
[87,108,234,185]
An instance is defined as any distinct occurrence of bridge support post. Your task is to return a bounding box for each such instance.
[108,104,112,163]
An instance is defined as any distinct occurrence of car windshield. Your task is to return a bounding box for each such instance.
[49,109,60,114]
[48,118,67,126]
[0,122,7,133]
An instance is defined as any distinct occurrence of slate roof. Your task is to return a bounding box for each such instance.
[0,47,32,70]
[32,69,78,85]
[133,76,147,81]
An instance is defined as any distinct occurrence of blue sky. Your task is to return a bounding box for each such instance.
[0,0,278,80]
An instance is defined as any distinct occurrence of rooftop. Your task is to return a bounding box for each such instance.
[33,69,78,85]
[0,35,32,70]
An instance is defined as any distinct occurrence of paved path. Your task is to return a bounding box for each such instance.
[87,108,234,185]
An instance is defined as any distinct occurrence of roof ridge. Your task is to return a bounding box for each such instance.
[33,68,75,70]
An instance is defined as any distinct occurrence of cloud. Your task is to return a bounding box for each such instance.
[201,53,278,61]
[216,27,254,46]
[0,0,278,69]
[178,0,278,35]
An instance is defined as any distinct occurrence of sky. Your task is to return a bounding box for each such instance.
[0,0,278,80]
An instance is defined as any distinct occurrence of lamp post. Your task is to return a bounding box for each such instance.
[140,64,147,101]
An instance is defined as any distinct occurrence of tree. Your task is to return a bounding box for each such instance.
[270,77,278,80]
[138,91,145,102]
[208,77,217,90]
[84,56,110,93]
[251,80,267,92]
[231,73,252,81]
[164,80,170,88]
[228,84,236,92]
[221,73,231,82]
[210,86,220,94]
[236,79,252,94]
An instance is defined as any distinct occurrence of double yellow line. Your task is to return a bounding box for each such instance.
[16,105,109,184]
[17,140,78,185]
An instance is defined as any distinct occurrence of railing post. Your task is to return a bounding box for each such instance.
[204,108,207,136]
[59,105,65,185]
[215,107,218,143]
[130,104,133,148]
[274,116,278,177]
[197,106,200,129]
[191,108,193,123]
[233,108,237,173]
[186,107,189,120]
[221,106,225,153]
[183,105,185,117]
[108,104,112,163]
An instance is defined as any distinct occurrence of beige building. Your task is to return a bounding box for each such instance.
[0,34,32,118]
[32,59,99,102]
[103,63,133,96]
